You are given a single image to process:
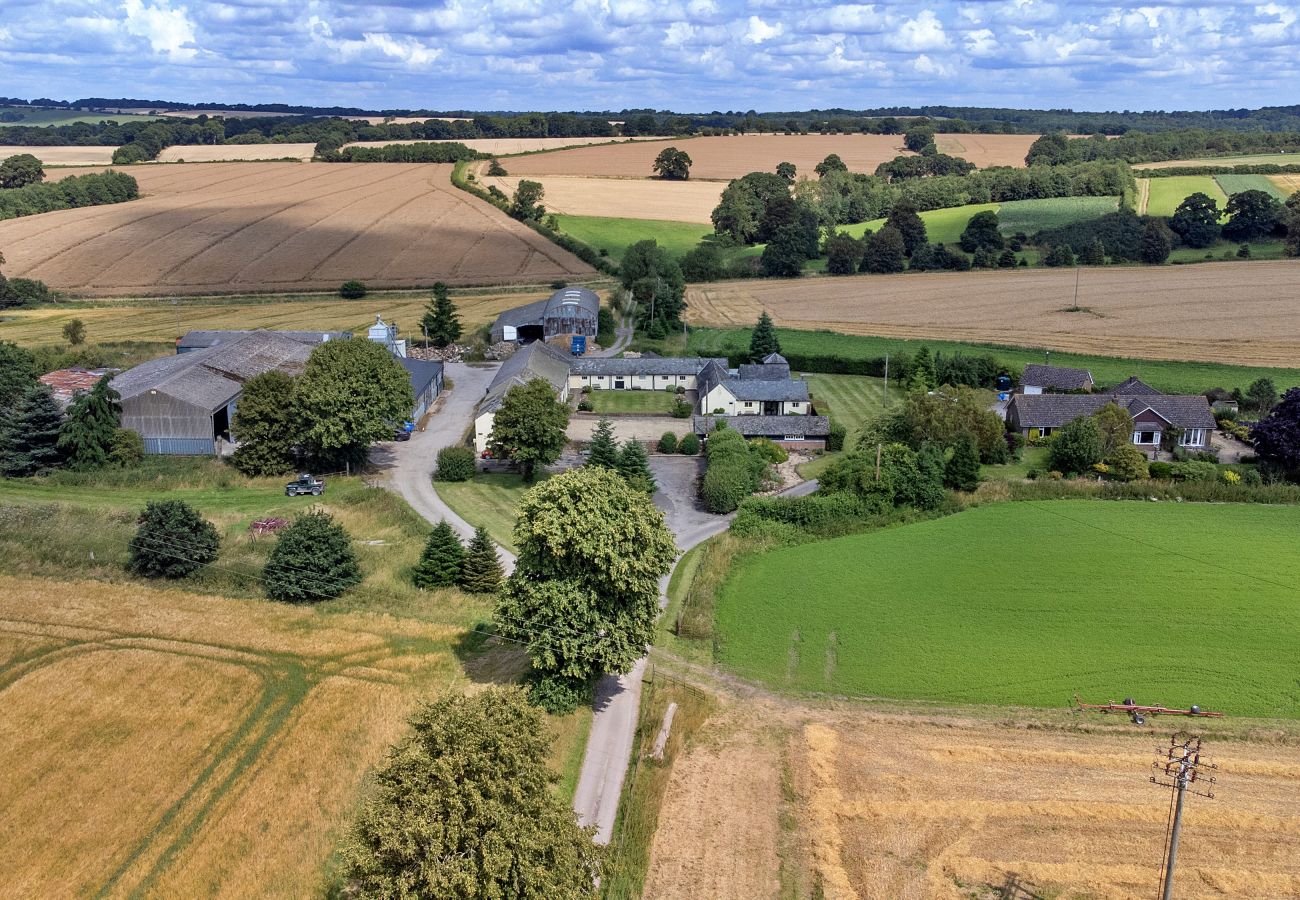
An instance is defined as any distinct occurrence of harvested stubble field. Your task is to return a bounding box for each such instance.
[478,172,724,223]
[0,145,117,166]
[685,260,1300,367]
[349,136,671,155]
[643,699,1300,899]
[0,574,462,897]
[156,144,316,162]
[505,133,1043,181]
[0,162,592,296]
[1271,174,1300,196]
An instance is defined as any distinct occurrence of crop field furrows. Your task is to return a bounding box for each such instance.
[686,260,1300,368]
[1270,174,1300,197]
[1143,175,1228,218]
[1213,173,1291,201]
[0,162,593,296]
[0,575,459,897]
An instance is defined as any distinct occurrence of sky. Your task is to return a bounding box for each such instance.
[1,1,1298,113]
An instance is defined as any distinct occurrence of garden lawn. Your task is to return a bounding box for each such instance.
[1213,174,1290,202]
[686,326,1300,396]
[716,501,1300,717]
[435,472,541,552]
[981,446,1050,481]
[1143,175,1227,217]
[588,389,678,414]
[799,373,888,478]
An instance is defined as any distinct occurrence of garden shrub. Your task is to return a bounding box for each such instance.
[263,510,361,602]
[1148,460,1174,480]
[748,438,788,464]
[657,432,678,454]
[1170,460,1217,482]
[671,399,692,418]
[434,445,476,482]
[827,419,847,452]
[109,428,144,468]
[701,428,764,513]
[678,432,700,455]
[1104,446,1149,482]
[127,499,219,579]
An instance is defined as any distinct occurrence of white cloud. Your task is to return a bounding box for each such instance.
[121,0,198,60]
[744,15,783,44]
[890,10,950,51]
[359,33,440,68]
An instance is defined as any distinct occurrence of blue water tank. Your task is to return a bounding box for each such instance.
[571,335,587,356]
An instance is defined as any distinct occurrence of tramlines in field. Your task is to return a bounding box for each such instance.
[0,162,594,296]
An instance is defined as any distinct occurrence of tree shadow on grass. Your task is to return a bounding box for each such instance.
[454,621,530,685]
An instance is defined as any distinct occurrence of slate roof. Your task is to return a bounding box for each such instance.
[177,329,348,351]
[1019,363,1094,391]
[1112,376,1161,396]
[478,342,572,415]
[693,415,830,438]
[1008,393,1215,429]
[719,378,810,403]
[399,357,444,399]
[738,362,791,381]
[113,331,313,411]
[762,353,788,365]
[569,356,725,377]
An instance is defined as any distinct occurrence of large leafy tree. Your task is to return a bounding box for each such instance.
[1138,219,1173,264]
[0,153,44,189]
[1251,387,1300,472]
[710,172,789,244]
[127,500,219,579]
[458,526,503,594]
[814,153,847,177]
[619,239,686,331]
[882,383,1007,462]
[295,338,414,468]
[824,230,866,274]
[0,339,37,413]
[231,370,299,477]
[959,210,1004,253]
[651,146,692,180]
[861,225,906,274]
[263,510,361,602]
[342,688,602,898]
[1246,377,1278,414]
[420,281,461,348]
[488,377,571,482]
[759,225,808,278]
[1092,402,1135,457]
[1169,192,1221,248]
[508,180,545,221]
[775,161,796,182]
[496,467,676,683]
[748,311,781,362]
[885,201,927,257]
[57,374,121,469]
[0,383,63,476]
[1223,189,1282,242]
[1048,415,1104,475]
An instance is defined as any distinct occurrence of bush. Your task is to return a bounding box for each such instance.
[678,432,700,455]
[127,500,219,579]
[748,437,788,464]
[1104,446,1149,481]
[339,280,367,299]
[1148,460,1174,480]
[671,399,692,418]
[434,445,476,482]
[826,419,847,452]
[657,432,678,454]
[525,672,594,715]
[263,510,361,602]
[1170,460,1217,482]
[412,521,464,588]
[700,428,764,513]
[108,428,144,468]
[577,399,594,412]
[5,277,52,305]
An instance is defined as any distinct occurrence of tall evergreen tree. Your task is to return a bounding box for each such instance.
[412,521,465,589]
[908,346,938,392]
[420,281,462,348]
[617,438,656,493]
[748,311,781,362]
[586,417,619,469]
[57,375,120,470]
[263,510,361,602]
[944,435,982,491]
[0,383,63,477]
[0,340,37,413]
[458,526,503,594]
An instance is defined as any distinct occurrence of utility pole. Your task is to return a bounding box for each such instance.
[1152,732,1217,900]
[883,353,889,406]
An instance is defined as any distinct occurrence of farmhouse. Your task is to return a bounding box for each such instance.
[114,331,312,455]
[490,286,600,344]
[693,414,831,450]
[1017,363,1094,394]
[568,356,727,391]
[474,341,573,453]
[1006,378,1215,456]
[698,355,811,417]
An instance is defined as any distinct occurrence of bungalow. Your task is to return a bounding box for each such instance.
[693,414,831,451]
[473,341,573,453]
[698,356,811,417]
[567,356,726,392]
[1006,378,1216,456]
[1018,364,1094,394]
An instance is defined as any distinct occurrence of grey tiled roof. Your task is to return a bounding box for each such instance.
[762,353,788,365]
[1112,376,1161,396]
[1019,363,1094,391]
[738,362,791,381]
[479,342,573,415]
[399,357,443,398]
[113,331,312,410]
[1009,392,1214,429]
[178,329,349,350]
[693,415,830,437]
[569,356,725,377]
[490,297,551,329]
[720,378,810,402]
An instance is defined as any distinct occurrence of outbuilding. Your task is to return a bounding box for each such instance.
[693,414,831,451]
[490,286,600,344]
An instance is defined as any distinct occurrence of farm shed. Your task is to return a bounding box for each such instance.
[490,286,600,344]
[693,415,830,451]
[1006,383,1215,456]
[474,341,573,453]
[114,331,311,455]
[1017,364,1094,394]
[177,329,349,353]
[567,356,727,392]
[400,357,444,421]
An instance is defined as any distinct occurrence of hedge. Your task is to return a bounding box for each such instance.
[435,446,476,482]
[0,170,138,221]
[700,427,764,513]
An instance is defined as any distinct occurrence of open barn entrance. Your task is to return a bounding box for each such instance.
[516,324,545,344]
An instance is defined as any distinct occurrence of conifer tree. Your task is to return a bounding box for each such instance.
[57,374,121,469]
[617,438,656,493]
[0,383,63,476]
[420,281,462,348]
[908,346,938,392]
[263,510,361,602]
[412,521,465,589]
[458,526,503,594]
[944,435,982,491]
[748,311,781,362]
[585,417,620,469]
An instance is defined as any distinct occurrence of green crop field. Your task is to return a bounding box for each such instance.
[1143,175,1227,217]
[845,203,998,244]
[1213,174,1289,201]
[0,106,162,126]
[687,326,1300,396]
[844,197,1118,246]
[716,501,1300,717]
[587,389,679,414]
[554,214,762,267]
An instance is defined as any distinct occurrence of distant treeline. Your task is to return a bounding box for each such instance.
[1028,131,1300,166]
[0,170,137,220]
[317,142,485,163]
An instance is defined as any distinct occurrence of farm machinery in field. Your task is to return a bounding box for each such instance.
[1073,695,1225,726]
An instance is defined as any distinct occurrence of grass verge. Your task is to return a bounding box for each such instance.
[436,471,544,552]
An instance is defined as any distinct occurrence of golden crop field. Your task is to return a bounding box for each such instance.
[155,144,316,162]
[0,574,462,897]
[0,162,593,297]
[644,701,1300,899]
[0,145,117,166]
[687,260,1300,367]
[1270,174,1300,196]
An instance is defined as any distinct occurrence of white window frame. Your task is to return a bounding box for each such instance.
[1179,428,1205,447]
[783,435,802,442]
[1133,430,1160,445]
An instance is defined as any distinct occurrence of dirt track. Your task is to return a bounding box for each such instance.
[645,700,1300,899]
[505,133,1041,180]
[686,261,1300,367]
[0,162,593,296]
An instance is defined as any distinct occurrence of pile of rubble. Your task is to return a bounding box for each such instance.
[407,343,476,363]
[483,341,519,361]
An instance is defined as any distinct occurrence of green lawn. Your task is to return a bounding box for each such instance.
[716,501,1300,717]
[436,472,541,552]
[687,327,1300,396]
[0,106,164,126]
[587,389,678,414]
[982,446,1050,481]
[845,203,999,244]
[799,373,888,478]
[1143,175,1227,217]
[843,197,1118,245]
[1168,239,1286,263]
[554,215,762,267]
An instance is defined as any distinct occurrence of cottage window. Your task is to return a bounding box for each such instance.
[1179,428,1205,447]
[783,435,802,441]
[1133,430,1159,445]
[1035,427,1053,438]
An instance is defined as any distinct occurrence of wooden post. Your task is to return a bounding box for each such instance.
[650,702,678,761]
[875,442,882,481]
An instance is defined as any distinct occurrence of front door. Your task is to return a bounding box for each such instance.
[614,378,626,390]
[763,401,780,415]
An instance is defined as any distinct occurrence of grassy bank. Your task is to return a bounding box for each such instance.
[435,471,543,552]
